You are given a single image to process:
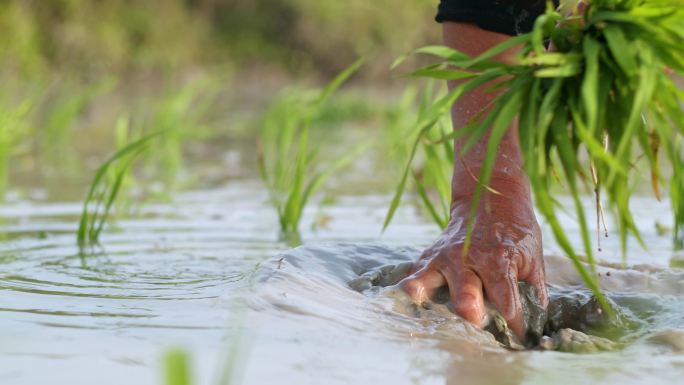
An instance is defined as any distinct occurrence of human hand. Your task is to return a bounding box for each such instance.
[399,194,548,341]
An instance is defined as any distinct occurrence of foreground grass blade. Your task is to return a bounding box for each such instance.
[164,348,192,385]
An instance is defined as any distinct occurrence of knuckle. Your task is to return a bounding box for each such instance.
[453,294,481,318]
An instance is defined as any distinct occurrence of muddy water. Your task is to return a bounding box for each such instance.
[1,180,683,384]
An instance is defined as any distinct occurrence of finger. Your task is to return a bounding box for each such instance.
[445,269,486,328]
[399,268,446,304]
[523,265,549,308]
[481,271,524,340]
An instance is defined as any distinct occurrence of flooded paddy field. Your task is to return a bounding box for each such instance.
[1,173,683,385]
[3,2,684,384]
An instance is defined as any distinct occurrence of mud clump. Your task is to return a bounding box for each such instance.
[348,261,413,292]
[483,282,547,350]
[485,282,623,352]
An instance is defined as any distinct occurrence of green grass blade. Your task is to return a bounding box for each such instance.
[315,58,365,108]
[164,348,192,385]
[581,36,601,136]
[414,170,449,229]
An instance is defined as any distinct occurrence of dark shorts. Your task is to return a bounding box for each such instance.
[436,0,557,36]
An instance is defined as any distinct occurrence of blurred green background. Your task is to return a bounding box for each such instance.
[0,0,441,202]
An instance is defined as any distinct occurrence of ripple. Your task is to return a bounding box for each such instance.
[0,193,275,333]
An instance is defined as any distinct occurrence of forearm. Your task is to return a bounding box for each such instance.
[443,22,533,212]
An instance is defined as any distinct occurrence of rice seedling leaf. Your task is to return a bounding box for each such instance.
[409,67,477,80]
[77,131,161,249]
[316,57,365,108]
[581,36,601,136]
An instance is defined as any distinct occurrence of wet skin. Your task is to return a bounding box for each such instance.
[400,22,548,340]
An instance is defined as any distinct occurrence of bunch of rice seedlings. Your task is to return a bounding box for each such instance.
[258,58,366,244]
[77,130,160,249]
[388,0,684,304]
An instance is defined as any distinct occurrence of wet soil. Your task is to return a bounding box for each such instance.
[349,261,634,352]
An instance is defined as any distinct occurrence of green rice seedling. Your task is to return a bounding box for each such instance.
[258,58,366,244]
[380,81,453,229]
[382,77,463,231]
[163,348,192,385]
[108,115,144,216]
[77,131,160,249]
[414,121,454,230]
[384,84,420,167]
[412,81,454,229]
[388,0,684,307]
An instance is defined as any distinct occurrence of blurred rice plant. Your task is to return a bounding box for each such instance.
[382,80,454,230]
[672,139,684,251]
[151,80,215,187]
[411,81,453,229]
[414,133,453,229]
[39,78,116,175]
[384,84,420,166]
[164,348,192,385]
[0,99,33,195]
[258,58,366,244]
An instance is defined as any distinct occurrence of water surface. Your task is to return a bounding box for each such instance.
[0,179,682,385]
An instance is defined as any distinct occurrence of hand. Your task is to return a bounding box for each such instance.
[399,192,548,340]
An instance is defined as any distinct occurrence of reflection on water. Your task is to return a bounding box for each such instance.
[1,180,683,384]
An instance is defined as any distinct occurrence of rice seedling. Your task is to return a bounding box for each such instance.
[384,84,421,166]
[382,78,462,231]
[149,79,218,189]
[257,58,367,244]
[413,121,453,230]
[108,115,144,215]
[412,82,454,229]
[388,0,684,306]
[380,81,453,229]
[77,130,161,249]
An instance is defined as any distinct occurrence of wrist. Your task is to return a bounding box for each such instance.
[451,169,532,205]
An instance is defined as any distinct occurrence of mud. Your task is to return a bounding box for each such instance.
[349,262,633,352]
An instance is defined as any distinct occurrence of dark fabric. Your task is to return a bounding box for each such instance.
[436,0,557,36]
